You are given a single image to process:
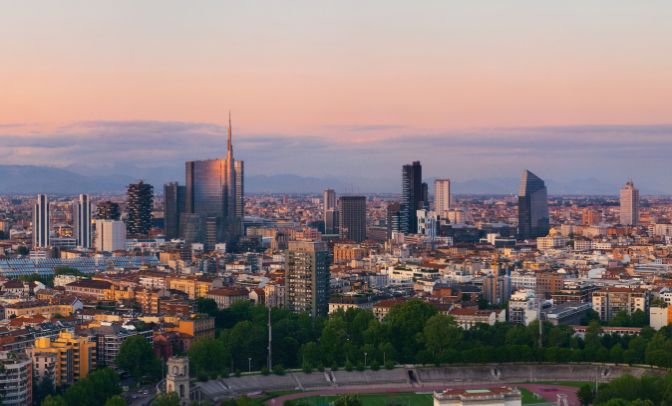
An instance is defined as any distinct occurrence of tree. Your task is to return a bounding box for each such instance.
[152,393,180,406]
[116,335,161,383]
[34,374,56,405]
[333,394,362,406]
[384,299,437,362]
[422,314,462,360]
[188,338,229,378]
[41,395,67,406]
[196,298,219,317]
[64,368,121,406]
[577,384,594,406]
[104,395,127,406]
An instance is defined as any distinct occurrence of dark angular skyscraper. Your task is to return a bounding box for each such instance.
[164,182,185,239]
[401,161,423,234]
[126,181,154,237]
[517,170,549,240]
[339,196,366,242]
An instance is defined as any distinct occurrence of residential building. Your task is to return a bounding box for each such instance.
[95,219,127,252]
[83,324,153,368]
[448,307,507,329]
[620,180,640,226]
[30,330,96,386]
[0,351,32,406]
[206,287,249,310]
[95,201,121,220]
[592,287,649,321]
[286,240,330,318]
[126,181,154,237]
[339,196,367,242]
[434,178,451,214]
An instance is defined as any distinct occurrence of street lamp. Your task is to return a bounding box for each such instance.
[248,357,252,373]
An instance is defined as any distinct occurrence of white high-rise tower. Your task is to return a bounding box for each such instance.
[73,194,92,248]
[620,180,639,226]
[434,179,451,215]
[33,194,50,248]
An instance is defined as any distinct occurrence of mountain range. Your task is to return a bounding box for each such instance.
[0,165,663,196]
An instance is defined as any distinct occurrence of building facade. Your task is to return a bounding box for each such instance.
[30,331,96,386]
[126,181,154,237]
[286,240,330,318]
[401,161,424,234]
[33,194,50,248]
[95,220,127,252]
[73,194,92,248]
[434,178,451,214]
[323,188,338,234]
[164,182,186,240]
[517,170,549,240]
[339,196,367,243]
[619,180,640,226]
[182,115,243,248]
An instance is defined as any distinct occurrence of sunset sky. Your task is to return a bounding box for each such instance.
[1,1,672,191]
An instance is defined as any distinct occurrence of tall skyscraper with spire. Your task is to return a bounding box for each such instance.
[182,112,244,249]
[620,180,639,226]
[517,170,549,240]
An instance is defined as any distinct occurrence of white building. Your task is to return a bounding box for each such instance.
[434,179,451,214]
[508,290,538,325]
[620,180,640,226]
[95,220,126,252]
[650,306,669,330]
[536,234,568,250]
[417,209,439,239]
[434,387,521,406]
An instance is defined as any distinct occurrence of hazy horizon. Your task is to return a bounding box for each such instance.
[2,1,672,192]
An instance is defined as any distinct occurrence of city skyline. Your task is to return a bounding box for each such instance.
[1,1,672,192]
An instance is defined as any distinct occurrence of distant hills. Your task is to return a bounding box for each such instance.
[0,165,663,195]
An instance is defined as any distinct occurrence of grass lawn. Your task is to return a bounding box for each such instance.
[519,388,546,405]
[290,392,433,406]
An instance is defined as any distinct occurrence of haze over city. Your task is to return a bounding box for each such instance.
[2,1,672,193]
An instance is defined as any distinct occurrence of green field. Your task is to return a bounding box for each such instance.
[282,390,551,406]
[519,388,547,405]
[532,381,591,388]
[286,392,433,406]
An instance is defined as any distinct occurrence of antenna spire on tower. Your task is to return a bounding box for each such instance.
[227,110,233,154]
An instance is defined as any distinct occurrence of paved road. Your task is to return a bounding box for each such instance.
[267,383,579,405]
